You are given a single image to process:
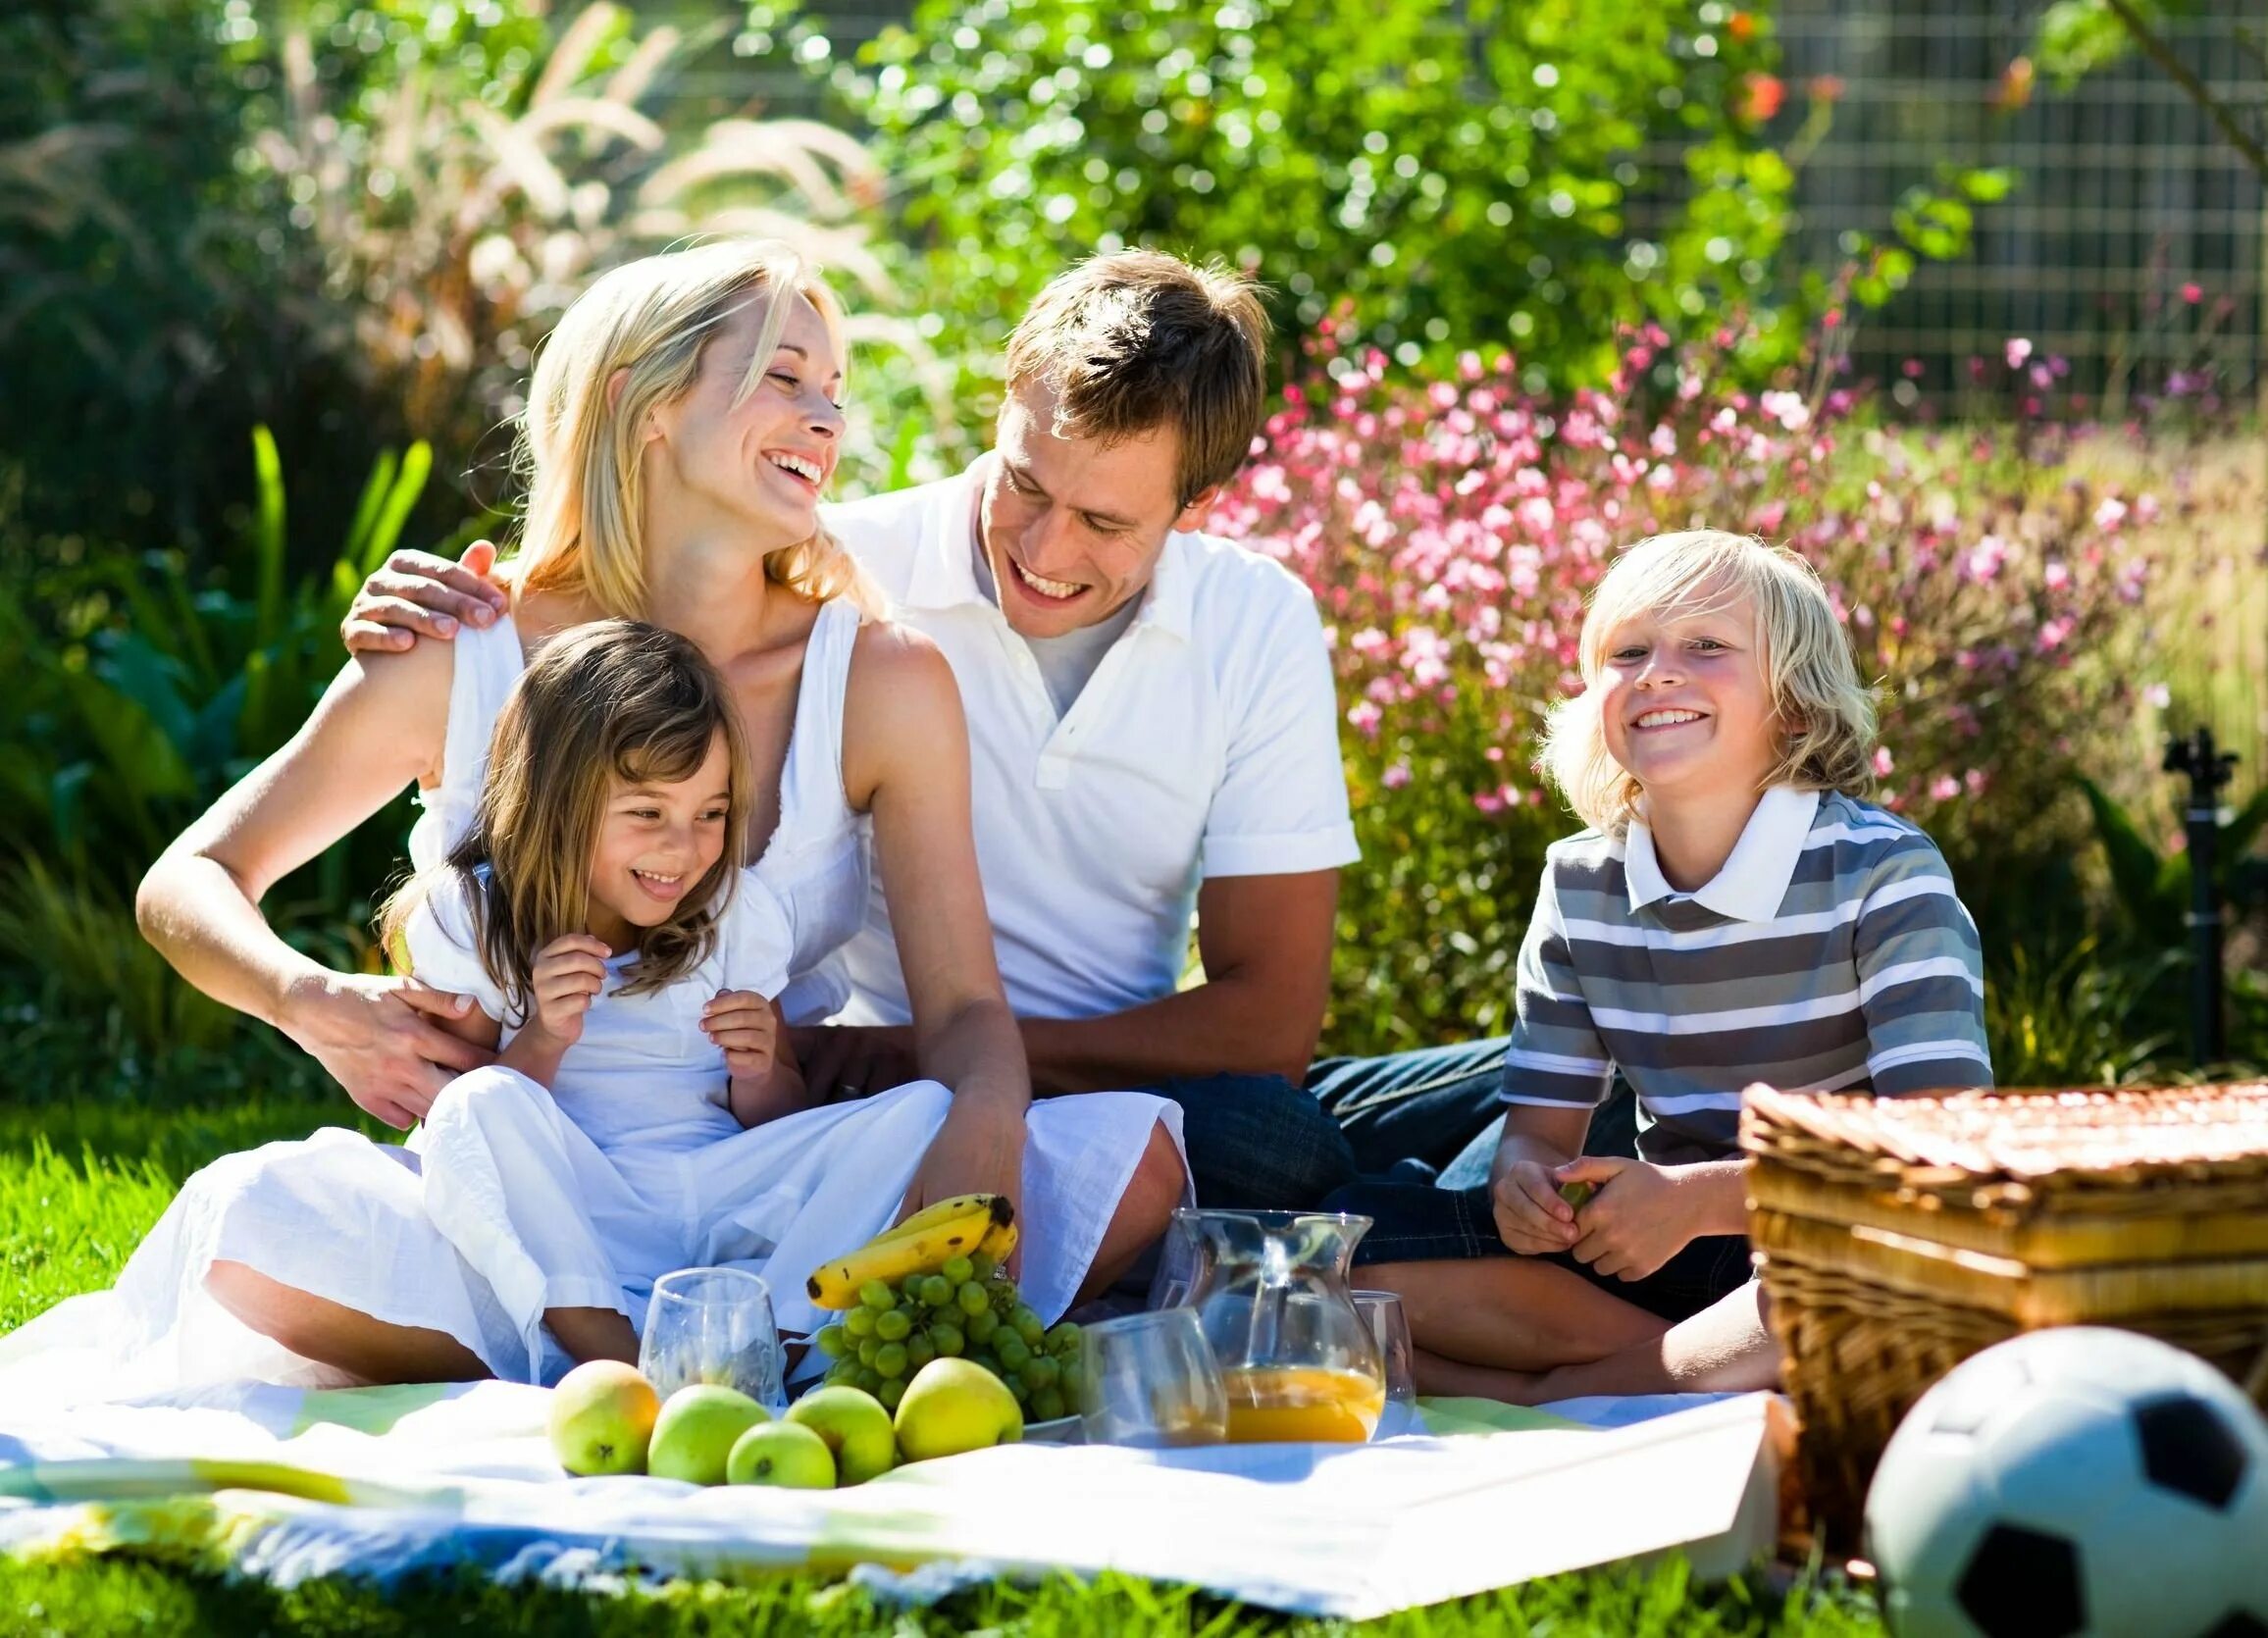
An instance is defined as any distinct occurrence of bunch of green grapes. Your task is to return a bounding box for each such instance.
[809,1251,1085,1420]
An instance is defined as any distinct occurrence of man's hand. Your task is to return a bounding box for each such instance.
[788,1023,921,1103]
[526,934,611,1049]
[341,541,509,654]
[1553,1156,1697,1282]
[1490,1157,1581,1255]
[701,990,778,1079]
[282,972,495,1130]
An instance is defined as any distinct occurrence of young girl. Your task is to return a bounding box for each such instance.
[1329,530,1992,1400]
[383,617,915,1373]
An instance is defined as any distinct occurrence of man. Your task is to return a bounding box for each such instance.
[345,250,1510,1203]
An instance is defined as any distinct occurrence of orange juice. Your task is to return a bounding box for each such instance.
[1220,1365,1385,1443]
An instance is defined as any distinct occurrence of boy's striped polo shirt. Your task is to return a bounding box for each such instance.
[1499,786,1991,1165]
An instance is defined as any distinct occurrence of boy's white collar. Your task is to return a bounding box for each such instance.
[1624,786,1822,920]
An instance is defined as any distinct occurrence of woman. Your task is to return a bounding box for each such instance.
[66,239,1183,1391]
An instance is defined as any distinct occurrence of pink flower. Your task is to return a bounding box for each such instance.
[2005,338,2033,368]
[1873,746,1895,777]
[1383,760,1413,790]
[1348,700,1383,736]
[1930,775,1961,802]
[2183,282,2203,304]
[2093,496,2127,531]
[2144,683,2171,709]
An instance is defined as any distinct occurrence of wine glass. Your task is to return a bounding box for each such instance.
[1076,1308,1229,1449]
[1353,1290,1417,1429]
[637,1266,783,1408]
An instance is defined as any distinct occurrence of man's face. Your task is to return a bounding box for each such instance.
[978,381,1216,639]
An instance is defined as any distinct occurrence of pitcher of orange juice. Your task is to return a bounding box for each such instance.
[1175,1208,1387,1444]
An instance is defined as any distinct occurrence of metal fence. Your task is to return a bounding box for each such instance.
[1778,0,2268,411]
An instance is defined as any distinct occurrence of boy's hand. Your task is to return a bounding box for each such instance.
[702,990,778,1078]
[527,934,611,1047]
[1552,1156,1694,1281]
[1490,1157,1580,1255]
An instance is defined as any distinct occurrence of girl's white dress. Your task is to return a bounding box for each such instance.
[0,600,1181,1397]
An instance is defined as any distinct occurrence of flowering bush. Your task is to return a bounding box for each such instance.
[1211,323,2176,1051]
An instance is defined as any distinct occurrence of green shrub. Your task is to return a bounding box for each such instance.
[810,0,1798,415]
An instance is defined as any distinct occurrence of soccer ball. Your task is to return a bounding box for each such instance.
[1863,1327,2268,1638]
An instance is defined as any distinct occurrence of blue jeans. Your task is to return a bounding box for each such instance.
[1155,1073,1362,1209]
[1305,1036,1513,1177]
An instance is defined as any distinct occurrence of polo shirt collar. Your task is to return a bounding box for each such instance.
[894,462,988,612]
[1624,785,1821,920]
[892,455,1195,640]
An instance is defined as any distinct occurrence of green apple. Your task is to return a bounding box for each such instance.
[725,1420,837,1489]
[646,1384,769,1486]
[547,1359,660,1476]
[784,1385,897,1485]
[893,1357,1023,1463]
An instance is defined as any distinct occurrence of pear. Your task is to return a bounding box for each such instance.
[726,1420,837,1489]
[785,1385,898,1485]
[647,1383,769,1486]
[893,1357,1023,1463]
[547,1359,661,1476]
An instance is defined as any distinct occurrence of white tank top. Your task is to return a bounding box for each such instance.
[405,599,873,1013]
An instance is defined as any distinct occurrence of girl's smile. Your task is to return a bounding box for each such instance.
[586,731,735,950]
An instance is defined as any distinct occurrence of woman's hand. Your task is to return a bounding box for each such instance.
[902,1091,1028,1234]
[787,1023,920,1102]
[282,972,496,1130]
[1551,1156,1698,1282]
[525,935,612,1049]
[701,990,778,1079]
[340,542,509,654]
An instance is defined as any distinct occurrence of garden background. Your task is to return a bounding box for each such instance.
[1,1,2265,1631]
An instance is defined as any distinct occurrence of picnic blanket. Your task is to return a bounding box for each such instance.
[0,1380,1786,1618]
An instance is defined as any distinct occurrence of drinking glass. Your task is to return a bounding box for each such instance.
[637,1266,784,1408]
[1353,1290,1417,1408]
[1076,1308,1229,1449]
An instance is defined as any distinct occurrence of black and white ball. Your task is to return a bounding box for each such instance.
[1864,1327,2268,1638]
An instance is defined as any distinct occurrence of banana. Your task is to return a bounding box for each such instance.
[804,1195,1014,1308]
[975,1213,1017,1265]
[872,1193,1005,1247]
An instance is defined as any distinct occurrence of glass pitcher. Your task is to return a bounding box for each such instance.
[1174,1208,1386,1443]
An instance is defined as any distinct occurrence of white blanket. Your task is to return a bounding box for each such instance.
[0,1379,1784,1617]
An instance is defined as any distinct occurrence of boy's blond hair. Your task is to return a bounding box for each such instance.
[1541,530,1878,835]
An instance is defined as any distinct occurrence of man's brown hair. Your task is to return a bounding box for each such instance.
[1004,250,1270,508]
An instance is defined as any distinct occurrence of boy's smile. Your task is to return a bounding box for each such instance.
[1597,588,1781,804]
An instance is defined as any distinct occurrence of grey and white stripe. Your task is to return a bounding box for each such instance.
[1500,790,1991,1164]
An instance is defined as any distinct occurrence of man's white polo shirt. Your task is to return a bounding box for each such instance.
[814,459,1360,1025]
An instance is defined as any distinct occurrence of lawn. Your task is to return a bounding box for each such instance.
[0,1097,1889,1636]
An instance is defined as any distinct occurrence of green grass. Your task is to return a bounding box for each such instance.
[0,1098,1886,1636]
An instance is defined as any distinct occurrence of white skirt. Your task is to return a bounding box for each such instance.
[0,1078,1182,1402]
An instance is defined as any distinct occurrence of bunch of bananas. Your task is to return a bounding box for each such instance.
[805,1193,1019,1309]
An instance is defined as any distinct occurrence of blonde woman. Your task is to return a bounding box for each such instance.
[29,241,1184,1392]
[1325,531,1991,1401]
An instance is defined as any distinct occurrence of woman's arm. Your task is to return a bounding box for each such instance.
[840,621,1030,1213]
[134,640,493,1128]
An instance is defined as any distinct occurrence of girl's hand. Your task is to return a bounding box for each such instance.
[526,935,611,1047]
[1552,1156,1696,1282]
[1489,1157,1580,1255]
[701,990,778,1078]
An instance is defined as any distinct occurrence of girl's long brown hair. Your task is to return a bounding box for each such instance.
[381,620,752,1019]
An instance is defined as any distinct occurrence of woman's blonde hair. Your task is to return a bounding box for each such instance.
[1540,530,1878,835]
[508,238,882,619]
[380,620,753,1016]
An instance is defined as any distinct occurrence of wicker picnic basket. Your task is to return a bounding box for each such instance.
[1741,1080,2268,1545]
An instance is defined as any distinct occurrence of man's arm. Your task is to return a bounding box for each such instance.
[1019,867,1338,1093]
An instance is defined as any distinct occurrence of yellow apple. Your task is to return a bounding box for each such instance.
[893,1358,1023,1463]
[547,1359,660,1476]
